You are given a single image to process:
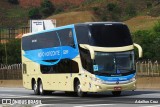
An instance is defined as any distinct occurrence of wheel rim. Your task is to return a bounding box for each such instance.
[77,84,82,96]
[34,83,37,92]
[39,83,43,94]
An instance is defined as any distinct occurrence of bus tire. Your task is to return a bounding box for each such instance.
[33,81,39,95]
[39,80,52,95]
[112,91,121,96]
[75,81,86,97]
[39,80,45,95]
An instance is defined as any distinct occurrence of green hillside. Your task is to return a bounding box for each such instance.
[1,0,160,30]
[48,0,160,32]
[0,0,29,27]
[48,11,97,26]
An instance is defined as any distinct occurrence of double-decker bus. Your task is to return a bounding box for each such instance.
[22,22,142,97]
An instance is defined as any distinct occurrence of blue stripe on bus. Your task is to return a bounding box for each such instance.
[24,46,79,65]
[23,24,80,65]
[96,73,135,81]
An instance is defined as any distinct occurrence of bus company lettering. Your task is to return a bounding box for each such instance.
[38,50,69,58]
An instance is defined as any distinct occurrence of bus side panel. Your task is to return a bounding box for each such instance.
[40,74,52,90]
[50,74,72,91]
[23,74,32,89]
[22,61,32,90]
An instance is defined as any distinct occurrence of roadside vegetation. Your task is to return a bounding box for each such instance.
[133,22,160,61]
[0,39,21,64]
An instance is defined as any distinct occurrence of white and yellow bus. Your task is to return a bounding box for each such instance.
[22,22,142,97]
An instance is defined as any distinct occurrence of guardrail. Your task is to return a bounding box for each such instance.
[0,61,160,80]
[0,64,22,80]
[136,60,160,76]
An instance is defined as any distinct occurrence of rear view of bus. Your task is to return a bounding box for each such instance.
[75,22,142,96]
[21,22,142,97]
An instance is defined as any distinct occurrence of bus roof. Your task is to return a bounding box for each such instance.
[75,22,125,26]
[22,22,125,37]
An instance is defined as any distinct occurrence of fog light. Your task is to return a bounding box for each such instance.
[134,83,136,87]
[96,85,101,89]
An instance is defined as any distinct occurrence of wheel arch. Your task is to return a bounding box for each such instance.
[31,78,36,90]
[37,78,42,85]
[73,77,80,91]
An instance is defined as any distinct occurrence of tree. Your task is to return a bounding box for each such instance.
[28,8,42,19]
[0,39,21,64]
[6,39,21,64]
[92,3,122,21]
[125,3,137,17]
[0,43,4,63]
[40,0,55,17]
[153,21,160,32]
[133,22,160,61]
[107,3,117,11]
[8,0,19,4]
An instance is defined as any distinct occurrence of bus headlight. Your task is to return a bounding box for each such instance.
[91,77,106,84]
[130,76,136,82]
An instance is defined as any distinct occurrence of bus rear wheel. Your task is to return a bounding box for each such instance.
[39,80,52,95]
[33,81,39,95]
[112,91,121,96]
[75,81,86,97]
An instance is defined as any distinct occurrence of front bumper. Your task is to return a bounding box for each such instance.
[87,80,136,92]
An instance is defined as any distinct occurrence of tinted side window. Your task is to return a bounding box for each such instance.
[40,59,79,73]
[22,28,75,51]
[79,46,93,73]
[75,26,89,44]
[22,31,59,51]
[57,29,75,47]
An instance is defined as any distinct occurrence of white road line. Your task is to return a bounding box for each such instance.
[0,90,26,92]
[0,94,22,97]
[0,93,77,99]
[34,104,55,107]
[68,98,129,104]
[74,104,114,107]
[140,105,160,107]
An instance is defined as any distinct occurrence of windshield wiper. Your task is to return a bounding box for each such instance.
[117,68,131,70]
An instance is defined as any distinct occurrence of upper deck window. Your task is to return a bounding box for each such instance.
[89,24,133,47]
[75,23,133,47]
[22,28,74,51]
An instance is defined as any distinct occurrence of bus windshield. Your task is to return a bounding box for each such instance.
[93,50,135,76]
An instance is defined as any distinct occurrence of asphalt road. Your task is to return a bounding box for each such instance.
[0,87,160,107]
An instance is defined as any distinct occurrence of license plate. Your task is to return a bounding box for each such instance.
[114,86,122,91]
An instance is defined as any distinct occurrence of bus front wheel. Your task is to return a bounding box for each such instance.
[75,81,86,97]
[112,91,121,96]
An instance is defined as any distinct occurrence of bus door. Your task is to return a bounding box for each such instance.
[22,62,30,88]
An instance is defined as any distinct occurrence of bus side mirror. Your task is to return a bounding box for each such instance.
[134,43,143,58]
